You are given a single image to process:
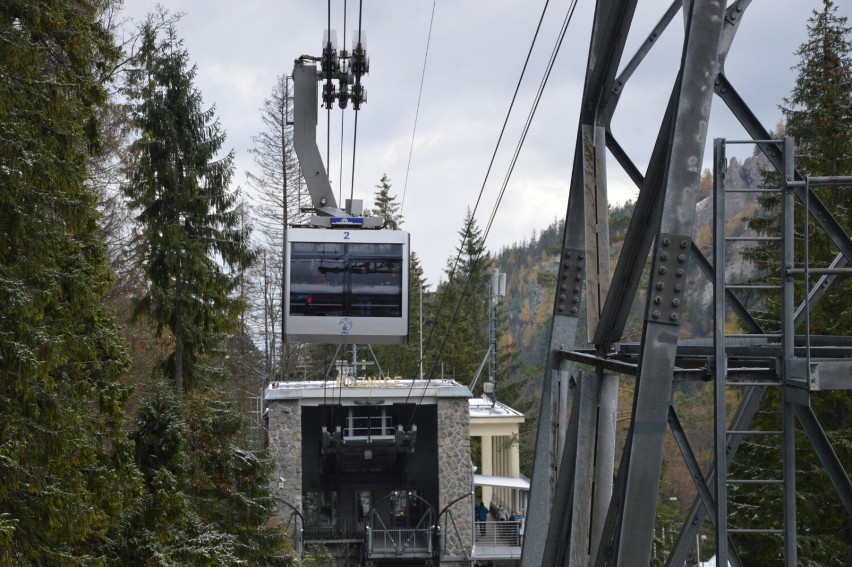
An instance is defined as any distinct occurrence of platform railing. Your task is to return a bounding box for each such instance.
[365,509,434,557]
[474,520,522,547]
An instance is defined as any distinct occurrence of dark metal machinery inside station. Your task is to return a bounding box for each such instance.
[522,1,852,565]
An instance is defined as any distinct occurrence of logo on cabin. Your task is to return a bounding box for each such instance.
[339,317,353,335]
[330,217,365,227]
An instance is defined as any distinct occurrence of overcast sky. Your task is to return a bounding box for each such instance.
[119,0,849,287]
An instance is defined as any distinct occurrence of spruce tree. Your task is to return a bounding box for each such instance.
[778,2,851,561]
[363,177,425,378]
[124,21,255,393]
[427,210,491,385]
[370,174,403,229]
[182,388,288,564]
[783,0,852,334]
[111,383,289,564]
[0,1,142,562]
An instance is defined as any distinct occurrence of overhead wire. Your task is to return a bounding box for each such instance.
[349,0,364,202]
[326,0,332,185]
[312,0,577,425]
[317,1,364,424]
[324,0,332,418]
[407,0,581,423]
[324,1,372,428]
[400,0,438,215]
[403,0,554,419]
[338,0,347,204]
[483,0,578,242]
[429,0,578,381]
[339,115,345,204]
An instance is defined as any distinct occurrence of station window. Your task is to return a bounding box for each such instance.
[304,490,337,532]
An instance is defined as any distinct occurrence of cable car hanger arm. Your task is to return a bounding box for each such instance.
[292,53,382,229]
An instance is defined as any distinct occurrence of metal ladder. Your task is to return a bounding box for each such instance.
[712,137,796,565]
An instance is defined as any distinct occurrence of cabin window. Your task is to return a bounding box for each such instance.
[290,242,403,317]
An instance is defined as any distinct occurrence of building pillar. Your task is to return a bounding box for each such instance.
[437,397,473,563]
[481,433,493,506]
[267,399,303,548]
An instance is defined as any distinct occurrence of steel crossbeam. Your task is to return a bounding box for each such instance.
[524,0,852,566]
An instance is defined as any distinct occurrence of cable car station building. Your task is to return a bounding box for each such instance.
[267,379,528,565]
[267,378,474,565]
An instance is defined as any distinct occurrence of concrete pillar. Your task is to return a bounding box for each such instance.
[481,433,493,505]
[509,434,520,479]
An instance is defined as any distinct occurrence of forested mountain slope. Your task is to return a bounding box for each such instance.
[493,152,770,473]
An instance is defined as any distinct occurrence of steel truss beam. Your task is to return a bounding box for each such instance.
[522,0,639,563]
[527,0,852,565]
[601,2,726,561]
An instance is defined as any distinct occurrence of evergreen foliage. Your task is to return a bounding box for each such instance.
[0,2,323,564]
[111,380,290,565]
[123,20,255,393]
[427,210,491,386]
[365,177,426,379]
[0,1,143,563]
[370,174,403,230]
[782,0,852,335]
[113,15,289,564]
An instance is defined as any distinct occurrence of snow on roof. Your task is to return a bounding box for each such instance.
[468,395,524,419]
[265,378,471,404]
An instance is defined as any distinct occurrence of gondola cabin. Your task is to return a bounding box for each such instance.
[285,227,409,344]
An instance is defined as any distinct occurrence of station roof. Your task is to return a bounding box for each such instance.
[468,395,525,420]
[265,378,471,406]
[474,474,530,491]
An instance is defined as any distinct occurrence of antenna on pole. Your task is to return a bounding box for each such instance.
[485,268,506,406]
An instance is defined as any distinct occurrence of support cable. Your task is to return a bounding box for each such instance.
[483,0,578,242]
[322,344,342,425]
[349,0,364,201]
[400,0,437,214]
[350,113,359,203]
[339,113,345,205]
[404,0,554,420]
[326,0,332,179]
[413,1,576,420]
[338,0,347,204]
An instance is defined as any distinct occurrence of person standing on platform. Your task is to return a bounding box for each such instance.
[476,501,488,536]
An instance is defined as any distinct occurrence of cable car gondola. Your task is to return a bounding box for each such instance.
[285,227,409,344]
[284,51,408,344]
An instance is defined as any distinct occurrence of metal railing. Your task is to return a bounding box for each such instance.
[345,415,394,439]
[474,520,523,547]
[365,509,435,558]
[367,527,433,555]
